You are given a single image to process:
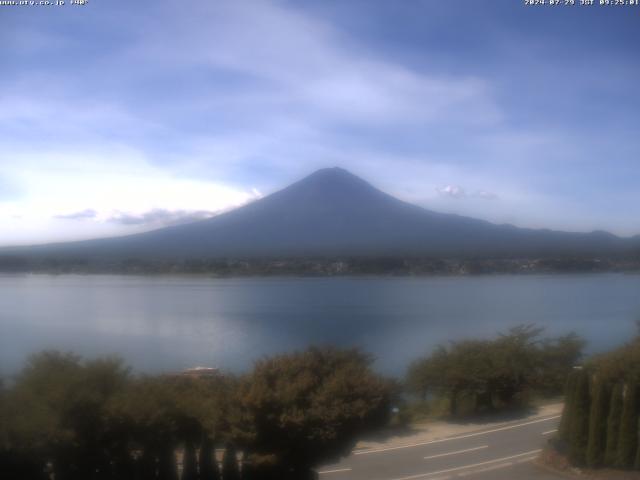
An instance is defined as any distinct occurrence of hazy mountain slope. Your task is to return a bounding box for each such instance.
[3,168,636,259]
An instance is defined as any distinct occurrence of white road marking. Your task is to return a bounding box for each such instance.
[318,467,352,475]
[542,429,557,435]
[388,449,542,480]
[430,455,538,479]
[456,461,513,476]
[423,445,488,460]
[457,454,536,476]
[355,415,560,455]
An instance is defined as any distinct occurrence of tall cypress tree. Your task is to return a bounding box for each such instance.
[634,429,640,471]
[569,370,590,466]
[222,444,240,480]
[605,384,624,467]
[559,370,578,443]
[586,378,610,468]
[617,383,639,468]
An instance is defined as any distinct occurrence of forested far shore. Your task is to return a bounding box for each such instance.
[1,255,640,276]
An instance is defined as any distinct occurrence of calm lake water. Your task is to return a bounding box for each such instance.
[1,273,639,377]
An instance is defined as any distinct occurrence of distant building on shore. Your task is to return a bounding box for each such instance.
[181,366,220,378]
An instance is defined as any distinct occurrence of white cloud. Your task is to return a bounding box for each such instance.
[435,185,498,201]
[437,185,466,198]
[0,0,506,247]
[474,190,498,200]
[2,0,638,242]
[106,209,217,227]
[55,209,98,220]
[108,0,501,129]
[0,149,261,245]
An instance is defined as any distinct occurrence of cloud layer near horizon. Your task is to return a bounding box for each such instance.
[1,0,639,245]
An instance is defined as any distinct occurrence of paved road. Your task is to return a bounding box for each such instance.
[317,414,563,480]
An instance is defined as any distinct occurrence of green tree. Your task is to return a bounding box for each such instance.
[2,351,130,480]
[108,372,233,480]
[586,377,610,468]
[222,443,240,480]
[1,375,49,480]
[199,436,220,480]
[538,333,585,396]
[236,347,393,478]
[407,339,498,415]
[182,442,198,480]
[569,370,590,466]
[240,455,255,480]
[616,383,638,468]
[558,370,578,443]
[490,325,545,407]
[634,435,640,470]
[63,357,131,479]
[157,443,178,480]
[406,345,448,401]
[589,334,640,385]
[406,326,581,416]
[605,383,624,467]
[108,377,179,480]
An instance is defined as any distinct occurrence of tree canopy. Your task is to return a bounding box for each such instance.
[235,347,394,477]
[1,347,394,479]
[406,325,584,415]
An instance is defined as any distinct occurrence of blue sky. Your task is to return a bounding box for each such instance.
[1,0,639,245]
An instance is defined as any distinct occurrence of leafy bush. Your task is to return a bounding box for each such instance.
[0,347,393,479]
[234,347,394,477]
[406,325,583,416]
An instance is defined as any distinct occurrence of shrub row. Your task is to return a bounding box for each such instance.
[0,348,394,480]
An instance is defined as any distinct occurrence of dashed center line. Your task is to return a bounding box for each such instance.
[318,467,352,475]
[457,455,536,477]
[424,445,488,460]
[542,429,557,435]
[388,449,542,480]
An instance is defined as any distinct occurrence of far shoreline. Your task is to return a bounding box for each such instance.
[4,272,640,280]
[2,255,640,277]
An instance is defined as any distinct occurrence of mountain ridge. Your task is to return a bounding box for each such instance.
[1,167,638,260]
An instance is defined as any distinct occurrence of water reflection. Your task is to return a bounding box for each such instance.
[1,274,639,376]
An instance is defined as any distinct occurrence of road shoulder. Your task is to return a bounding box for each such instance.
[354,403,563,454]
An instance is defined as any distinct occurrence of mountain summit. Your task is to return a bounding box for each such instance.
[5,168,636,259]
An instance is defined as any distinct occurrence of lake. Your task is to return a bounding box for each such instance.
[1,273,639,377]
